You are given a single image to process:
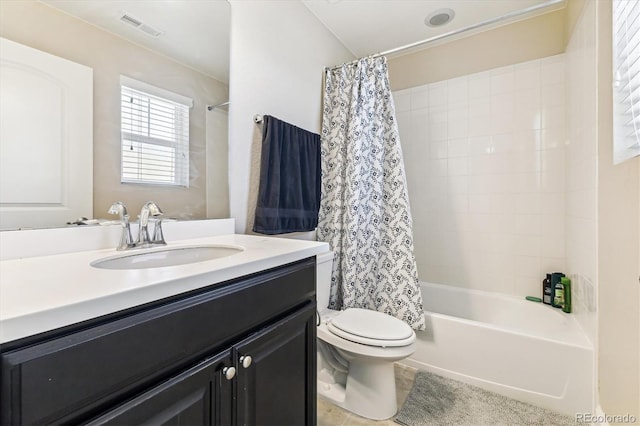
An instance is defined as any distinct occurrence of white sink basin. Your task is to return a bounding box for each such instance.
[91,245,244,270]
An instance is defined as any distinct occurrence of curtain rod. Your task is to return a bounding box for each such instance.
[207,100,229,111]
[325,0,565,71]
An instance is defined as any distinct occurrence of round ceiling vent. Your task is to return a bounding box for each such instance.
[425,8,455,27]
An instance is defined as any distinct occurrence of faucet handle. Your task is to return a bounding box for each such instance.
[107,201,135,250]
[138,202,164,246]
[150,216,167,246]
[108,201,129,218]
[144,201,163,217]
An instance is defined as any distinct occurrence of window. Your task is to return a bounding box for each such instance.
[120,76,192,186]
[613,0,640,164]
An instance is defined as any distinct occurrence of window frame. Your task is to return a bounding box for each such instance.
[612,0,640,164]
[119,76,193,187]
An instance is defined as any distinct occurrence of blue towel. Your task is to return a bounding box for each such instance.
[253,115,321,235]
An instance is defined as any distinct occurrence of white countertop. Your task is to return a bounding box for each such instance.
[0,234,329,344]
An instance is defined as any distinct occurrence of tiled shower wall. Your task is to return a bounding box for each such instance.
[394,55,566,298]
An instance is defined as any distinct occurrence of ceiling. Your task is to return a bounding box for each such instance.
[39,0,564,84]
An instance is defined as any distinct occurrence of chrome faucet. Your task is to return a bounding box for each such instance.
[108,201,167,250]
[138,201,166,247]
[108,201,135,250]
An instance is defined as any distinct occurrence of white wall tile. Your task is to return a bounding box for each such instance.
[448,77,468,106]
[448,157,468,176]
[430,140,448,159]
[541,55,565,85]
[514,61,541,91]
[491,67,515,94]
[448,138,469,158]
[448,107,469,139]
[541,127,565,150]
[515,88,542,130]
[468,71,491,99]
[393,89,411,112]
[516,214,541,235]
[541,83,565,108]
[516,193,541,215]
[468,135,493,156]
[542,105,565,129]
[447,175,468,194]
[429,122,447,142]
[429,82,447,108]
[491,93,516,133]
[411,86,429,110]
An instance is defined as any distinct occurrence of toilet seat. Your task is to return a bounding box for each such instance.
[327,308,415,347]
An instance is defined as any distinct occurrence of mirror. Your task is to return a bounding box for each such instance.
[0,0,230,230]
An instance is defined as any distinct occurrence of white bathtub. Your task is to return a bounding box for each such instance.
[400,282,594,417]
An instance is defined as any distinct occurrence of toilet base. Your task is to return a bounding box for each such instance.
[318,358,398,421]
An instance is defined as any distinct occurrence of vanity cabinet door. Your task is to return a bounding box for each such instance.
[235,303,316,426]
[85,350,233,426]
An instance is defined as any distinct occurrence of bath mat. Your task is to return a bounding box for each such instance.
[395,371,575,426]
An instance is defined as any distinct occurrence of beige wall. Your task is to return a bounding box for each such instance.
[594,0,640,418]
[386,0,589,90]
[227,0,353,234]
[387,9,566,90]
[0,1,229,220]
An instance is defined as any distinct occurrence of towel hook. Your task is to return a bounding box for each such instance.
[254,114,263,124]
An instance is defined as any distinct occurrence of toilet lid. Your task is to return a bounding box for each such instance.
[327,308,415,347]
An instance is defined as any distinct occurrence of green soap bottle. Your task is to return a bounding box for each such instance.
[561,277,572,313]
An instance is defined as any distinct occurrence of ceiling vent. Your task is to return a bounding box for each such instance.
[119,12,164,38]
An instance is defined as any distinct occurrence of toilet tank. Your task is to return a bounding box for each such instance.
[316,251,334,310]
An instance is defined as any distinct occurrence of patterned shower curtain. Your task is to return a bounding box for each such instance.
[317,56,425,330]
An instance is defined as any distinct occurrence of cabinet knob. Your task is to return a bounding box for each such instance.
[240,355,252,369]
[222,366,236,380]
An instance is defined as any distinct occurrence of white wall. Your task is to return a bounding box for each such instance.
[565,0,597,348]
[591,0,640,417]
[394,55,566,298]
[227,0,354,234]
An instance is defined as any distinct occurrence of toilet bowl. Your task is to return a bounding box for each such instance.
[315,251,417,420]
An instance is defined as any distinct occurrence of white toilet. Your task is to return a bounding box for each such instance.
[315,251,417,420]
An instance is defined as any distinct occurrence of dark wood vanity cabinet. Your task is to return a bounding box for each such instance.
[0,257,317,426]
[86,349,234,426]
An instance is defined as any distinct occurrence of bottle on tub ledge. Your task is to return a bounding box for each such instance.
[543,272,565,305]
[539,272,571,312]
[560,277,572,313]
[549,272,565,308]
[542,273,553,305]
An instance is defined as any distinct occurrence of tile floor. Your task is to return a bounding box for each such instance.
[317,364,417,426]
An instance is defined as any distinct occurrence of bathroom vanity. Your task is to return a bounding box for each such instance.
[0,230,327,425]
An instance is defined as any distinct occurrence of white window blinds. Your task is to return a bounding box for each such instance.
[613,0,640,164]
[120,76,192,186]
